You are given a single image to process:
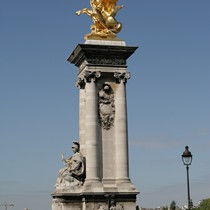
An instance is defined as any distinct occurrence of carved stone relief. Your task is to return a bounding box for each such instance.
[87,58,126,66]
[114,72,131,83]
[76,71,101,89]
[54,142,85,190]
[97,204,124,210]
[110,204,124,210]
[98,84,115,130]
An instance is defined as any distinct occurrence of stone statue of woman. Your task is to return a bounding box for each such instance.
[55,141,85,188]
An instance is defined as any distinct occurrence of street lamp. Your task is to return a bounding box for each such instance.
[182,146,193,210]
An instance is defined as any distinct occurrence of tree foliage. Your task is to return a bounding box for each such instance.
[170,200,176,210]
[193,198,210,210]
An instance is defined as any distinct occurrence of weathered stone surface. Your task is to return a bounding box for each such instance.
[52,40,139,210]
[52,192,138,210]
[68,44,138,73]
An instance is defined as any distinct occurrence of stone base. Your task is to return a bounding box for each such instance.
[52,191,138,210]
[85,39,126,46]
[52,172,139,210]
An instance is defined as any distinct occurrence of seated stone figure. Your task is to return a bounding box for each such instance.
[55,141,85,188]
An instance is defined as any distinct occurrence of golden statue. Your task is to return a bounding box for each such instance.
[76,0,123,40]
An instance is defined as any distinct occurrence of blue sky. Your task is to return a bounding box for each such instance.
[0,0,210,209]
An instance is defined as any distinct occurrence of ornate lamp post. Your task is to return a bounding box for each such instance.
[182,146,193,210]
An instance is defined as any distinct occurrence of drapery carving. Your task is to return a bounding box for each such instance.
[55,142,85,189]
[98,84,115,130]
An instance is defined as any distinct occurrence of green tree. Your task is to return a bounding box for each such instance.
[170,200,176,210]
[162,207,168,210]
[193,198,210,210]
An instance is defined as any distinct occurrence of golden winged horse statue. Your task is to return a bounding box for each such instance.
[76,0,123,40]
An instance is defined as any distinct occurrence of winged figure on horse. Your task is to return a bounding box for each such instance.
[76,0,123,39]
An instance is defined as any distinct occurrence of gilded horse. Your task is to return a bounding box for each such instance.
[76,0,123,39]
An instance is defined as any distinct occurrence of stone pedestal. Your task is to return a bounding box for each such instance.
[52,192,137,210]
[52,40,139,210]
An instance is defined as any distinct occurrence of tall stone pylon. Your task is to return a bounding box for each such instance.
[52,40,139,210]
[52,1,139,209]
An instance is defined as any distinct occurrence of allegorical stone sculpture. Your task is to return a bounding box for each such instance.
[55,141,85,189]
[97,204,124,210]
[76,0,123,40]
[98,83,115,130]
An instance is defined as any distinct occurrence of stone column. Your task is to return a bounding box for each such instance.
[114,72,131,181]
[76,77,86,156]
[84,71,101,182]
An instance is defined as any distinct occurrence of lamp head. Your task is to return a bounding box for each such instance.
[182,146,192,166]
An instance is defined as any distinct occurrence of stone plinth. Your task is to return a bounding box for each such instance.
[52,40,139,210]
[52,192,137,210]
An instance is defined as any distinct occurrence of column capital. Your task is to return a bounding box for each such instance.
[114,72,131,83]
[76,71,101,89]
